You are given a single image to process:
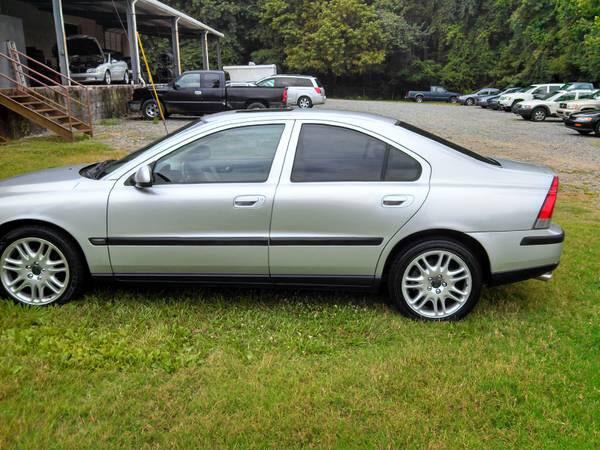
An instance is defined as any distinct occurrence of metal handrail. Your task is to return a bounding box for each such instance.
[0,50,93,132]
[11,47,87,89]
[0,51,87,109]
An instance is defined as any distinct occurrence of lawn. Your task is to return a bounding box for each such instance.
[0,137,598,448]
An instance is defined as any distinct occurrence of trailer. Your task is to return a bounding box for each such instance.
[223,63,277,83]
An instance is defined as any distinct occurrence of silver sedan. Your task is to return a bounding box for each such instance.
[0,110,564,320]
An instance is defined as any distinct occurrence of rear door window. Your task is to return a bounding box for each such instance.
[201,73,221,88]
[291,124,421,182]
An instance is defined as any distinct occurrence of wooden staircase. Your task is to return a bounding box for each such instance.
[0,44,93,141]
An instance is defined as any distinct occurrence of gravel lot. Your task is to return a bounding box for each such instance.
[95,99,600,191]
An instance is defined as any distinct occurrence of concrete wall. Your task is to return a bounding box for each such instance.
[0,84,134,139]
[0,14,26,88]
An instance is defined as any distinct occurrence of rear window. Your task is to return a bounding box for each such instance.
[294,78,314,87]
[396,121,501,166]
[315,78,323,88]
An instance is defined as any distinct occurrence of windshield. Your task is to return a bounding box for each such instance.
[82,120,204,179]
[524,85,538,93]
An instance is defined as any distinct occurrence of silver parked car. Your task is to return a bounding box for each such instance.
[255,75,326,108]
[0,110,563,320]
[66,35,130,85]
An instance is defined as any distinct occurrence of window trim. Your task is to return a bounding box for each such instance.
[151,123,287,185]
[290,123,423,183]
[115,120,294,186]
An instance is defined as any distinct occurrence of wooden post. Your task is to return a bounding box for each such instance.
[126,0,141,83]
[51,0,70,85]
[171,17,181,76]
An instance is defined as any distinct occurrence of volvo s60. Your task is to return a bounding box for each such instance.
[0,110,564,320]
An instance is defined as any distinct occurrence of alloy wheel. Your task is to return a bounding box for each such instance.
[1,237,70,305]
[401,250,472,319]
[298,97,311,109]
[145,101,159,118]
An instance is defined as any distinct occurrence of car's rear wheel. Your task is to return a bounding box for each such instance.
[247,102,266,110]
[388,239,483,321]
[104,70,111,85]
[0,226,86,306]
[415,95,424,103]
[297,96,312,109]
[532,107,547,122]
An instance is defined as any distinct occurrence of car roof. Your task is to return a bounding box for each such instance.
[201,109,398,126]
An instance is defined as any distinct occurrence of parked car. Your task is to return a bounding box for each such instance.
[476,87,522,108]
[498,84,564,112]
[564,110,600,136]
[556,90,600,119]
[254,74,326,108]
[0,110,564,321]
[458,88,500,106]
[559,82,596,91]
[65,35,129,85]
[129,70,288,119]
[515,90,594,122]
[405,86,462,103]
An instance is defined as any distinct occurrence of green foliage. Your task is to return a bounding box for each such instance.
[160,0,598,93]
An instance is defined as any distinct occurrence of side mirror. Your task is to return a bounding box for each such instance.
[173,81,180,90]
[133,165,153,188]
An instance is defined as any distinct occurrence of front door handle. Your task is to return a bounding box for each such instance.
[382,195,413,208]
[234,195,265,208]
[194,90,203,96]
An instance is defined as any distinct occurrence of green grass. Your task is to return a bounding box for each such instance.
[98,117,122,126]
[0,137,598,448]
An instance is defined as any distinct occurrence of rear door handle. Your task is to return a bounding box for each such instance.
[234,195,265,208]
[382,195,413,208]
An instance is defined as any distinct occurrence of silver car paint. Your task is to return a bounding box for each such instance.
[0,110,562,281]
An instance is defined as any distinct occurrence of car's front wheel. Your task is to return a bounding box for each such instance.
[595,121,600,136]
[531,107,547,122]
[0,226,86,306]
[142,99,161,120]
[387,239,483,321]
[123,70,130,85]
[415,95,424,103]
[465,97,475,106]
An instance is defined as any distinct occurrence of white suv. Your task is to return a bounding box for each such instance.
[515,90,594,121]
[498,84,564,111]
[255,75,326,108]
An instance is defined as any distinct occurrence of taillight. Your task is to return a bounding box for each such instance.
[314,87,322,94]
[282,87,288,105]
[534,176,559,229]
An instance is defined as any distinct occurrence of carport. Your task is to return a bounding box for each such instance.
[0,0,224,84]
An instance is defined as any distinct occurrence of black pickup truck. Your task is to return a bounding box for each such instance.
[129,70,287,119]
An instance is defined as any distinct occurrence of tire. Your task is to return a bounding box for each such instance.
[510,100,522,113]
[104,70,111,85]
[246,102,266,110]
[387,238,483,321]
[142,99,161,120]
[123,71,130,85]
[0,225,86,306]
[531,107,547,122]
[465,97,475,106]
[415,95,424,103]
[449,96,458,103]
[595,121,600,136]
[297,96,312,109]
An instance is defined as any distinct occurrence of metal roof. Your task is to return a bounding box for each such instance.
[17,0,223,37]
